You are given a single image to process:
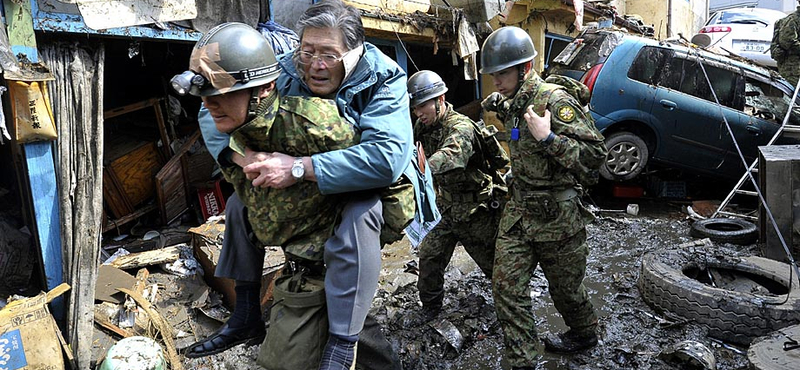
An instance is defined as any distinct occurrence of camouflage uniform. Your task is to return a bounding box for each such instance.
[221,90,358,261]
[490,73,607,367]
[777,7,800,86]
[413,102,505,308]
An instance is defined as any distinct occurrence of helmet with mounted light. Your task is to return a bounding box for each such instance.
[171,22,281,119]
[172,22,280,97]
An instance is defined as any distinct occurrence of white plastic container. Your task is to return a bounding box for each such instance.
[99,336,166,370]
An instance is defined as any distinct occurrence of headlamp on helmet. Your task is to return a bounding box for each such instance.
[170,70,209,96]
[174,22,281,97]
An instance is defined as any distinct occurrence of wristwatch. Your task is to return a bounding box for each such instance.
[291,158,305,183]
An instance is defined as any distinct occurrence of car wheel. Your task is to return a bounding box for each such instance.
[689,218,758,245]
[638,246,800,345]
[599,132,649,181]
[748,323,800,370]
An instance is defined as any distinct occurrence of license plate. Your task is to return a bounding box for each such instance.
[734,40,768,53]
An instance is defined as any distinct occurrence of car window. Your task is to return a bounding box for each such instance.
[709,10,773,26]
[744,77,800,125]
[628,46,669,84]
[743,78,788,123]
[657,56,738,109]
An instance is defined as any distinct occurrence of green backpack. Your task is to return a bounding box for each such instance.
[532,75,601,187]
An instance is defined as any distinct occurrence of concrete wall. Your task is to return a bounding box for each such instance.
[626,0,708,39]
[272,0,313,32]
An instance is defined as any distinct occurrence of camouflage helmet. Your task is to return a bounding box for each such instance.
[407,70,448,107]
[479,26,537,74]
[184,22,281,97]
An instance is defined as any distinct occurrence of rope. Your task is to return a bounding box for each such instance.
[686,45,800,298]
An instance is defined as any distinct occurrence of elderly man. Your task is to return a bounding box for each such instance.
[191,1,433,369]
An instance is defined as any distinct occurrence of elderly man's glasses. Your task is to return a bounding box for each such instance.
[295,50,343,67]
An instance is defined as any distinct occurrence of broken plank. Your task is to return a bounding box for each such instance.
[108,245,181,270]
[103,204,158,233]
[93,310,133,339]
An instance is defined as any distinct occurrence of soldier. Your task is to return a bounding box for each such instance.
[174,21,411,370]
[186,1,432,369]
[479,26,608,370]
[773,3,800,85]
[174,20,360,360]
[407,70,508,322]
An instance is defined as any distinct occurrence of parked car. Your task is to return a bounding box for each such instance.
[548,29,800,182]
[690,7,787,68]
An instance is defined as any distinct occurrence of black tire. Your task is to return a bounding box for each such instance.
[599,132,649,181]
[690,218,758,245]
[638,246,800,345]
[748,323,800,370]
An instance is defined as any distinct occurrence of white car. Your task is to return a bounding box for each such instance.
[691,7,787,68]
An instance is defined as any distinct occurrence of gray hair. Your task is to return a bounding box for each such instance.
[296,0,365,51]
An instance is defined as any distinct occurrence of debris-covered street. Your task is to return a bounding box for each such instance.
[168,195,754,370]
[2,1,800,370]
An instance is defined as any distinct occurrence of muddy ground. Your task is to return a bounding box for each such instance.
[175,194,759,370]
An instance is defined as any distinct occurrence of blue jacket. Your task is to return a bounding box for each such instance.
[198,42,438,222]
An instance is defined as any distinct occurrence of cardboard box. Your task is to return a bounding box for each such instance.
[188,219,284,310]
[0,284,70,370]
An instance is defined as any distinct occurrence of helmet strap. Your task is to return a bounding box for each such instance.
[247,87,260,121]
[513,62,533,97]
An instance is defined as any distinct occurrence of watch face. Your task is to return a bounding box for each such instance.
[292,163,304,178]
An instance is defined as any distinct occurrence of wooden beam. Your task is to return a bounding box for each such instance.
[361,16,442,45]
[108,245,182,270]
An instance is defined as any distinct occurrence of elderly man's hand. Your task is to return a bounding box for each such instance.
[240,148,270,181]
[524,105,552,141]
[243,152,296,189]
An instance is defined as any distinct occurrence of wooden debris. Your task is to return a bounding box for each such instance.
[108,245,182,270]
[118,287,183,370]
[93,309,133,339]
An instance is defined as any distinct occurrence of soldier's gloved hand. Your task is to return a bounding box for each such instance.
[481,92,504,112]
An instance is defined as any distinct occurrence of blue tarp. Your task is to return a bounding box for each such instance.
[258,20,299,55]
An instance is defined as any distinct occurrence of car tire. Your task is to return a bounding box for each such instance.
[747,323,800,370]
[638,246,800,345]
[599,132,649,181]
[689,218,758,245]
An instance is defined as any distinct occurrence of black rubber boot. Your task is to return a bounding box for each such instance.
[405,303,442,327]
[542,329,598,353]
[356,314,402,370]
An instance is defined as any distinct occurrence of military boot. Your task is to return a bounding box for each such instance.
[404,303,442,327]
[542,329,598,353]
